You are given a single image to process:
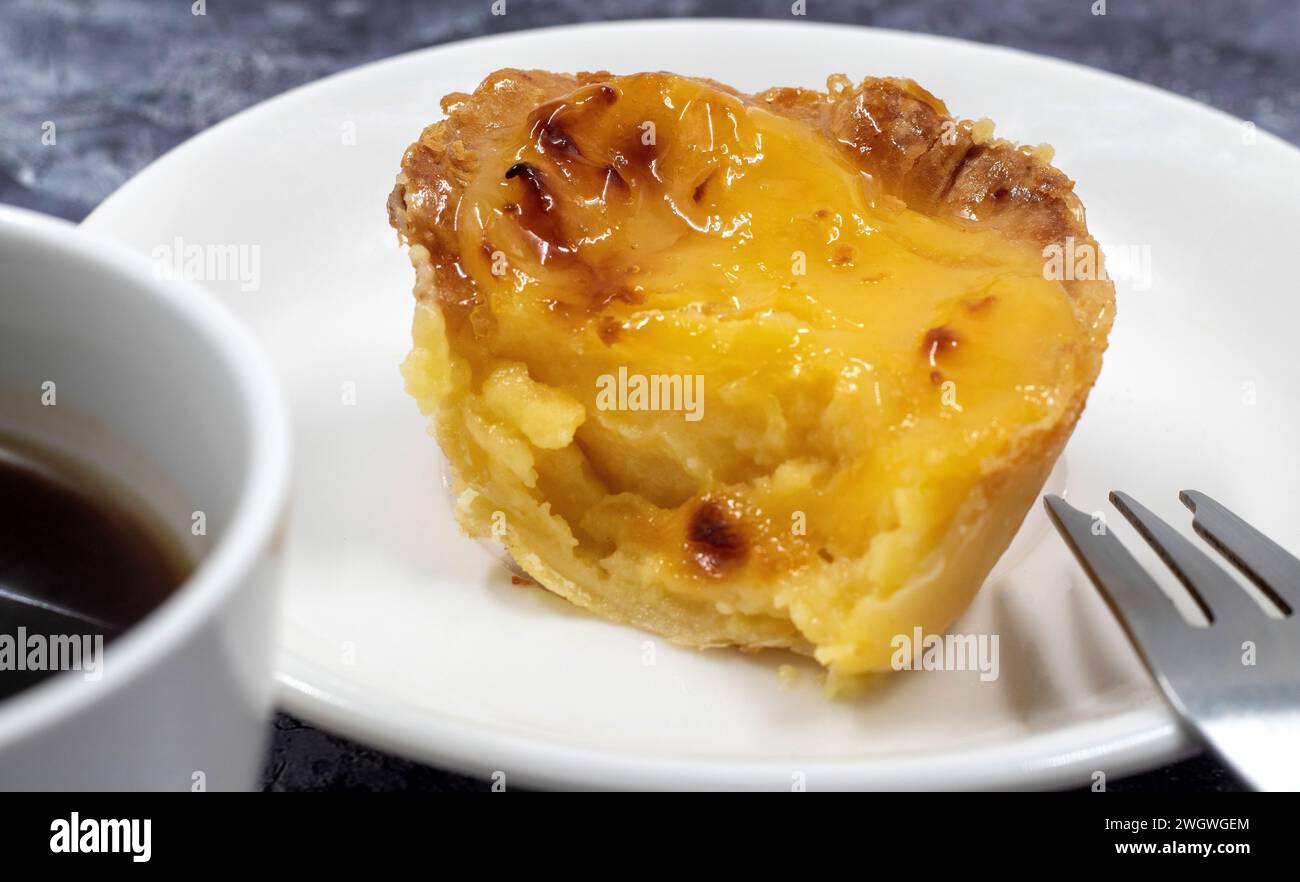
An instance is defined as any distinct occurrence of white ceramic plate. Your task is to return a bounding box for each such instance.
[83,20,1300,790]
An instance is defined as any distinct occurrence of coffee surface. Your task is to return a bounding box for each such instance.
[0,440,189,701]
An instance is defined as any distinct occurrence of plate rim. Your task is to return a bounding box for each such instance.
[276,653,1194,790]
[82,17,1291,789]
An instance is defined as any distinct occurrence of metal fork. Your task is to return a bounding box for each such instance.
[1044,490,1300,791]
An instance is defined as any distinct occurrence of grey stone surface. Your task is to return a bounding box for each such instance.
[3,0,1291,791]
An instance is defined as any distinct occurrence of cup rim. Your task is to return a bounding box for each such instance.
[0,204,292,747]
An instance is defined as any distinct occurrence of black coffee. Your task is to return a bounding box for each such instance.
[0,439,190,701]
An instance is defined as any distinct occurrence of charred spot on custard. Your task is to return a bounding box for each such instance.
[923,325,961,367]
[597,315,623,344]
[505,161,555,217]
[687,499,747,576]
[603,164,629,192]
[592,285,644,310]
[692,169,718,203]
[505,160,546,191]
[526,83,617,134]
[526,85,631,193]
[529,109,627,196]
[504,162,570,262]
[533,115,580,159]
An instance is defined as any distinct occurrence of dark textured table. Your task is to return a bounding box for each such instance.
[4,0,1293,791]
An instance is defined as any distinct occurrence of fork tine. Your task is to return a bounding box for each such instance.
[1110,491,1266,623]
[1180,490,1298,614]
[1043,496,1186,649]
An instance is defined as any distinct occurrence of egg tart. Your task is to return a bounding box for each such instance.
[388,69,1114,683]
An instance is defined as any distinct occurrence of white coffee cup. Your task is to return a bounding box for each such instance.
[0,205,292,790]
